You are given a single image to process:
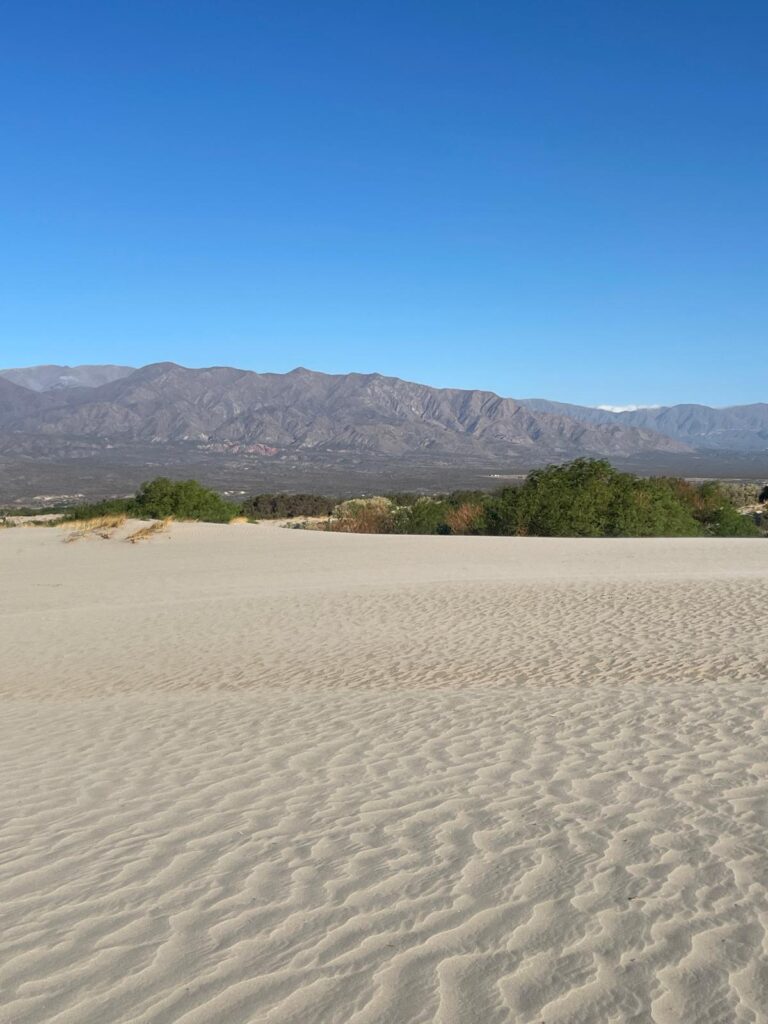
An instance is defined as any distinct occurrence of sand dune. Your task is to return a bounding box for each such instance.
[1,523,767,1023]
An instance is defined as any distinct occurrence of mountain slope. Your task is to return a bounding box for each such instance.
[521,399,768,451]
[0,377,42,422]
[0,362,689,459]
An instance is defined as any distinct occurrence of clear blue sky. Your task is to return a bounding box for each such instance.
[1,1,765,406]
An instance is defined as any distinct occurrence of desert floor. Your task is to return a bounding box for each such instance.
[2,523,768,1024]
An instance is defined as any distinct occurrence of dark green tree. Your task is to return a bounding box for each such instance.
[133,478,239,522]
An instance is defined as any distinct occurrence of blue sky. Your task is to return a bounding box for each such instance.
[1,1,765,406]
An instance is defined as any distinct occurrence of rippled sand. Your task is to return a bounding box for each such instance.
[2,524,767,1023]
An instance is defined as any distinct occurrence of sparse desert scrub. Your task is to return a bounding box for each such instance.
[1,518,58,529]
[60,514,127,532]
[59,514,127,542]
[719,481,762,508]
[330,497,395,534]
[126,518,173,543]
[444,502,485,535]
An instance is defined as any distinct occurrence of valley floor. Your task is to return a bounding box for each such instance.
[1,525,767,1023]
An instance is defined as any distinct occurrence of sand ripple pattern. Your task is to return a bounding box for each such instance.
[2,528,768,1022]
[2,535,767,699]
[2,687,768,1024]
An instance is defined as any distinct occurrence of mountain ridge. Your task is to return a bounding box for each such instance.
[0,362,689,458]
[0,364,135,392]
[1,362,765,503]
[520,398,768,451]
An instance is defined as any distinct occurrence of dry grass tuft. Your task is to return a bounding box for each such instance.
[126,518,173,543]
[60,514,126,532]
[229,515,249,525]
[60,514,127,542]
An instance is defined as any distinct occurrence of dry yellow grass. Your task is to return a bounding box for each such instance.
[229,515,249,525]
[59,514,127,542]
[126,518,172,543]
[59,514,126,532]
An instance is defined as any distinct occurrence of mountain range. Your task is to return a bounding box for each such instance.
[0,363,765,502]
[522,399,768,452]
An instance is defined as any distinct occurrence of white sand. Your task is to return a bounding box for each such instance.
[1,523,767,1023]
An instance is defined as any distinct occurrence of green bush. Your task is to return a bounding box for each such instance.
[63,478,239,524]
[668,479,761,536]
[482,460,704,537]
[704,502,761,537]
[132,478,239,522]
[393,497,450,534]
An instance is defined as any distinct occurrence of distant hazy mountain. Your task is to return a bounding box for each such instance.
[0,376,41,417]
[521,399,768,452]
[0,362,688,461]
[0,364,134,392]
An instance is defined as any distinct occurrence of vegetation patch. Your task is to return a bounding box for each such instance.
[126,518,173,543]
[322,461,763,538]
[64,478,240,524]
[24,464,763,540]
[60,514,127,542]
[243,493,336,520]
[330,497,396,534]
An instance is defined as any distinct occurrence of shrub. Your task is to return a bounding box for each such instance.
[132,478,239,523]
[393,497,449,534]
[444,502,486,535]
[704,502,761,537]
[243,493,336,519]
[446,490,489,508]
[481,460,704,537]
[63,478,240,524]
[331,497,394,533]
[385,492,423,507]
[666,479,761,536]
